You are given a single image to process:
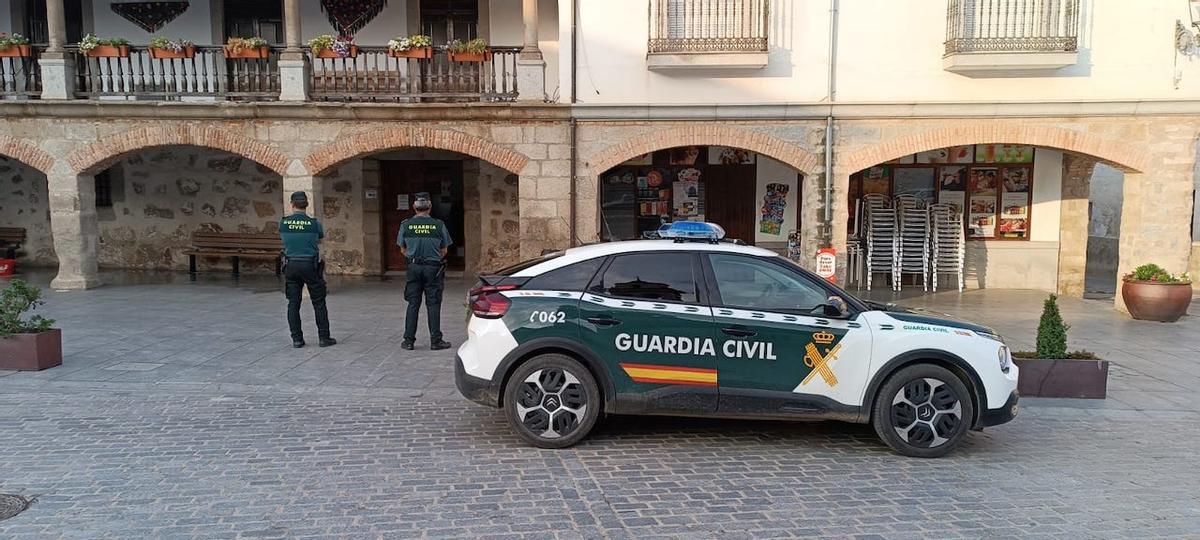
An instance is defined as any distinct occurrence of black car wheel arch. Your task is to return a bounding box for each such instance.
[863,350,986,429]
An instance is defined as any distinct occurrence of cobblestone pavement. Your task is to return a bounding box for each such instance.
[1,271,1199,537]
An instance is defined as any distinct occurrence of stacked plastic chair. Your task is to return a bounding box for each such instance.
[863,194,895,291]
[928,203,965,292]
[845,199,864,288]
[895,196,930,291]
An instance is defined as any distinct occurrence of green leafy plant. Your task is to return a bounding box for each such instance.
[0,279,55,338]
[78,34,129,53]
[387,34,432,52]
[1034,294,1068,359]
[307,34,354,56]
[0,32,30,49]
[225,36,268,55]
[448,38,488,54]
[149,36,193,52]
[1125,263,1191,284]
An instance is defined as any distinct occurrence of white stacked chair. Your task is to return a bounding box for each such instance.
[863,195,895,291]
[846,199,864,288]
[895,202,930,291]
[928,203,965,292]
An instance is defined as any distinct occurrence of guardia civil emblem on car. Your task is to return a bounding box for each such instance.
[455,223,1019,458]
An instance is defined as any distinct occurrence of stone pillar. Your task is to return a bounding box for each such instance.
[39,0,74,100]
[516,0,547,102]
[1057,154,1096,298]
[284,175,324,222]
[518,163,572,260]
[278,0,309,102]
[1115,170,1195,312]
[48,172,101,290]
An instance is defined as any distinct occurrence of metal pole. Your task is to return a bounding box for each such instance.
[823,0,839,244]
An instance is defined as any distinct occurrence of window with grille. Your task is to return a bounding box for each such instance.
[649,0,768,54]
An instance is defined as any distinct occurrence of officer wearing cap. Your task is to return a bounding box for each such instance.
[280,191,336,348]
[397,192,453,351]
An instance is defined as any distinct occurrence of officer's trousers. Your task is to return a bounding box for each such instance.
[284,259,331,341]
[404,263,445,342]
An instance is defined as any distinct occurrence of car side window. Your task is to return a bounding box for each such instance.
[591,253,698,303]
[521,257,605,291]
[707,254,829,313]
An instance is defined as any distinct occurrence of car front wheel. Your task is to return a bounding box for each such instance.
[503,354,601,449]
[872,364,975,458]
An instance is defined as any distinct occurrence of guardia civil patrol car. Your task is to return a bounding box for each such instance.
[455,222,1018,457]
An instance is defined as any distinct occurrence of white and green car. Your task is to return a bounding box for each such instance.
[455,223,1019,457]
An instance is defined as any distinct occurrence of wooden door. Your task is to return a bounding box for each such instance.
[380,161,465,272]
[703,167,758,245]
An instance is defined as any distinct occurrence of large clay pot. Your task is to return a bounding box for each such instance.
[0,329,62,371]
[1122,280,1193,322]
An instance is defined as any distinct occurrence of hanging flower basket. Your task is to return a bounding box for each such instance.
[150,45,195,59]
[389,46,432,59]
[225,45,270,59]
[448,50,492,63]
[0,44,32,58]
[86,44,130,58]
[315,44,358,58]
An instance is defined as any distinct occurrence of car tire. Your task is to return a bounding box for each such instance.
[503,354,601,449]
[872,364,975,458]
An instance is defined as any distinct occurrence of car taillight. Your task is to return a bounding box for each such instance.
[469,285,518,319]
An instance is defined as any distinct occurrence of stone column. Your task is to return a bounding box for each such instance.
[516,0,547,102]
[283,175,324,222]
[1115,169,1195,312]
[517,162,572,260]
[278,0,309,101]
[48,172,101,290]
[1056,154,1096,298]
[39,0,75,100]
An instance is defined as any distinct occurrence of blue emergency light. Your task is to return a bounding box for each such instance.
[657,221,726,241]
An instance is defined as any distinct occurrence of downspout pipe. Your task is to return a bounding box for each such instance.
[823,0,839,248]
[568,0,579,246]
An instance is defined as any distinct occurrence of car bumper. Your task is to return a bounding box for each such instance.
[455,353,500,408]
[977,390,1019,427]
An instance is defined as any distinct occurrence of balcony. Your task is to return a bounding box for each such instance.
[0,45,43,99]
[647,0,770,69]
[309,46,520,103]
[944,0,1080,73]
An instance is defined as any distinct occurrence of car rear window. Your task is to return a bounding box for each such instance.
[493,251,564,276]
[522,257,605,292]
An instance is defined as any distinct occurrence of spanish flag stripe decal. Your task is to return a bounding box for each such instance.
[620,363,718,387]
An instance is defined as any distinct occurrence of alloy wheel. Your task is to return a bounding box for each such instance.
[515,368,588,439]
[891,377,963,448]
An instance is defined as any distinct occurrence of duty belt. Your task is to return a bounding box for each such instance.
[410,259,444,266]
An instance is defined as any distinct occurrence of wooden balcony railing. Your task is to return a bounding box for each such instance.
[648,0,769,54]
[309,46,520,102]
[0,45,43,98]
[70,45,281,100]
[945,0,1079,55]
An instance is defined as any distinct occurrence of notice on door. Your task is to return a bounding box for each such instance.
[397,194,409,210]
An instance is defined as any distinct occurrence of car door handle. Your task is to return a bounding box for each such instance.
[587,316,622,327]
[721,327,757,337]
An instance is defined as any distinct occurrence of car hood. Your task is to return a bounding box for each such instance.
[865,302,997,336]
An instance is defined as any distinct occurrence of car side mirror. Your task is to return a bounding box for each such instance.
[821,296,850,318]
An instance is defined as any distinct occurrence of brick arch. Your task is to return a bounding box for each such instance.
[585,125,821,177]
[66,126,290,176]
[839,124,1150,174]
[302,127,529,176]
[0,134,55,175]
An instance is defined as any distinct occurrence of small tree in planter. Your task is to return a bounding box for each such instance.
[0,279,61,371]
[1012,294,1108,398]
[224,37,270,59]
[149,36,195,59]
[0,33,31,58]
[308,34,357,58]
[447,38,490,62]
[1122,263,1192,322]
[79,34,130,58]
[388,34,433,59]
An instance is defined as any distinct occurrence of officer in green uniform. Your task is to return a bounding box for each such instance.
[280,191,336,349]
[397,192,453,351]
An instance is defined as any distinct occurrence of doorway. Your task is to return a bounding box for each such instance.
[380,160,466,272]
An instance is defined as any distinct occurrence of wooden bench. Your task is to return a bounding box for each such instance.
[183,232,282,276]
[0,227,26,259]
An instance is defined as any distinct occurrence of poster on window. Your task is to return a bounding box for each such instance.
[915,145,975,164]
[708,146,756,165]
[1001,167,1031,192]
[1001,192,1029,217]
[758,182,790,236]
[669,146,702,165]
[976,145,1034,163]
[938,191,966,215]
[968,196,997,238]
[673,168,701,217]
[894,167,936,202]
[969,167,999,195]
[862,166,891,195]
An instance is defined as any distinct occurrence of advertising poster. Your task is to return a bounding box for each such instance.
[708,146,756,165]
[968,196,997,238]
[758,182,790,236]
[894,167,936,202]
[673,168,701,217]
[862,166,891,195]
[998,218,1028,237]
[969,167,999,195]
[976,145,1034,163]
[669,146,702,165]
[1001,192,1029,217]
[938,190,966,215]
[915,145,975,164]
[1002,167,1031,192]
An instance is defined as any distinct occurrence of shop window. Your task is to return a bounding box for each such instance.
[94,171,113,208]
[592,253,698,303]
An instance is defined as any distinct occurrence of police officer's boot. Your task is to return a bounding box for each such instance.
[431,339,452,351]
[319,337,337,348]
[401,340,415,350]
[293,338,305,348]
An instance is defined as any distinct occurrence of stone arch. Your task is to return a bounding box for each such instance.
[0,134,55,175]
[585,125,822,177]
[66,125,291,176]
[302,127,530,176]
[838,124,1149,174]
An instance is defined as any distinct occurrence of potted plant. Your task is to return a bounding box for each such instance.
[1121,263,1192,322]
[0,32,31,58]
[224,37,270,59]
[447,38,491,62]
[79,34,130,58]
[1012,294,1108,399]
[308,34,357,58]
[387,34,433,59]
[148,36,195,59]
[0,279,60,371]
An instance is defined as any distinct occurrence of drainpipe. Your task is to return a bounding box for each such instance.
[568,0,579,246]
[823,0,839,248]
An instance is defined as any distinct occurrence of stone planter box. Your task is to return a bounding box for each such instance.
[85,45,130,58]
[1014,357,1108,399]
[0,45,32,58]
[0,329,62,371]
[389,47,432,59]
[224,46,270,59]
[448,50,491,62]
[1122,280,1192,322]
[149,45,195,59]
[315,45,357,59]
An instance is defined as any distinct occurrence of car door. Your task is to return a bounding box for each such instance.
[702,253,873,418]
[579,251,719,414]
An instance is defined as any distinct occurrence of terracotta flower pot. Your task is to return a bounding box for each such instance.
[0,329,62,371]
[315,45,357,58]
[389,46,432,59]
[448,50,491,62]
[224,46,270,59]
[149,45,195,59]
[85,44,130,58]
[1122,280,1193,322]
[0,44,32,58]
